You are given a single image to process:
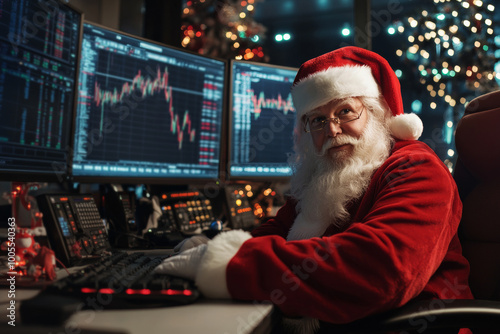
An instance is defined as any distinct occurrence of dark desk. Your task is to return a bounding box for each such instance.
[1,258,274,334]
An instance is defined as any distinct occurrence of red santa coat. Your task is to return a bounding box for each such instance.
[195,140,473,330]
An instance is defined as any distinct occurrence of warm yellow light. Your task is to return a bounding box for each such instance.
[430,102,437,109]
[425,21,436,30]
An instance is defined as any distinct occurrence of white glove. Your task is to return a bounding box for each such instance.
[154,244,207,280]
[173,234,210,253]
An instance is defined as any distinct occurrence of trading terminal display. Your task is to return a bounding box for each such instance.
[228,60,297,179]
[0,0,81,180]
[71,23,226,182]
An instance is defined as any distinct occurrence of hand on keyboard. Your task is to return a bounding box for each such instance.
[155,244,208,280]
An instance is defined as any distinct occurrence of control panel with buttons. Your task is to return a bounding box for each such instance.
[37,194,110,266]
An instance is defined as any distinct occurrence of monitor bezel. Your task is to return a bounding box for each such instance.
[0,0,83,183]
[68,21,228,185]
[226,59,298,182]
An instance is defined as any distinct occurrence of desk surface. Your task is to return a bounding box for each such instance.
[1,287,274,334]
[0,254,274,334]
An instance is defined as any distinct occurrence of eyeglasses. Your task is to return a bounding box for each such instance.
[303,109,363,133]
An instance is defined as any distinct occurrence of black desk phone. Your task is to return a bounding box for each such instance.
[37,194,110,266]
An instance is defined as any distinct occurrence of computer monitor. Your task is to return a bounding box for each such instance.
[71,22,226,184]
[0,0,82,181]
[227,60,298,180]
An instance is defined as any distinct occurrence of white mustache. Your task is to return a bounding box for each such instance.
[320,136,359,156]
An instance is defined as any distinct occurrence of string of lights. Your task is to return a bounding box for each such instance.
[392,0,498,111]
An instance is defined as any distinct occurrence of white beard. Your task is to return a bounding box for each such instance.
[287,114,393,241]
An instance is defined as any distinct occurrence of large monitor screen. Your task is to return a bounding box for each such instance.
[71,22,226,183]
[0,0,82,181]
[228,60,297,179]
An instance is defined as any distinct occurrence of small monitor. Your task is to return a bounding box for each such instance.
[71,22,226,183]
[0,0,82,181]
[228,60,298,179]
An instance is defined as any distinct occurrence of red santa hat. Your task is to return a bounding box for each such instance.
[291,46,423,141]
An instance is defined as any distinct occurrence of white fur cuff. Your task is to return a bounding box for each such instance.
[195,230,252,299]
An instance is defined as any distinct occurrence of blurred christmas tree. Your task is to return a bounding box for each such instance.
[181,0,268,61]
[391,0,498,171]
[394,0,498,118]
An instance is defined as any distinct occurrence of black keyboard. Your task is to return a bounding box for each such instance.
[20,251,200,325]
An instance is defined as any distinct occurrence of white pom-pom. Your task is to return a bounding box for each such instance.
[388,113,423,140]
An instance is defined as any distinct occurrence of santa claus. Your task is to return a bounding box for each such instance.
[156,46,473,334]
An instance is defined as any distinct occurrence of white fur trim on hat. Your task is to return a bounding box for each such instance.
[195,230,252,299]
[291,65,380,119]
[388,113,423,140]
